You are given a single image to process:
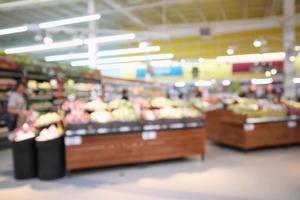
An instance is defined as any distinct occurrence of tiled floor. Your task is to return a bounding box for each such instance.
[0,142,300,200]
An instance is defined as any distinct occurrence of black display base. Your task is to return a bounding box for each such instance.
[36,136,65,180]
[12,138,37,179]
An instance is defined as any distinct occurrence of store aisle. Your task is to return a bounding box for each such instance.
[0,143,300,200]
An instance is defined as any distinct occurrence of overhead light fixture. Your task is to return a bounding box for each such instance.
[45,46,160,62]
[139,42,149,48]
[0,26,28,36]
[194,80,212,87]
[198,58,205,63]
[39,14,101,29]
[251,78,273,85]
[98,62,146,70]
[222,80,231,86]
[216,52,285,63]
[253,39,263,48]
[174,81,186,88]
[226,46,235,55]
[84,33,135,44]
[293,78,300,84]
[294,46,300,51]
[271,68,277,75]
[5,39,83,54]
[265,71,271,77]
[289,56,296,62]
[43,36,53,44]
[71,53,174,66]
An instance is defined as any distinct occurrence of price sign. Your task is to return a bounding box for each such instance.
[76,129,87,135]
[144,124,160,130]
[186,122,198,128]
[119,126,131,132]
[142,131,157,140]
[65,130,73,136]
[244,124,255,132]
[169,123,184,129]
[97,128,109,134]
[65,136,82,146]
[287,121,297,128]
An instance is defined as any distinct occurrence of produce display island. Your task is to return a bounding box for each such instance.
[64,119,205,172]
[206,109,300,150]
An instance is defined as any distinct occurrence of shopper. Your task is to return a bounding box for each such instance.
[7,81,32,129]
[121,89,129,100]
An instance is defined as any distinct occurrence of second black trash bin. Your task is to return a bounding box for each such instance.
[36,135,65,180]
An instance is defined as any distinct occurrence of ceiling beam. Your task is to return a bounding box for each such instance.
[269,0,281,16]
[172,7,188,23]
[102,0,146,28]
[243,0,248,18]
[99,0,199,16]
[0,0,84,11]
[219,0,227,20]
[149,14,300,39]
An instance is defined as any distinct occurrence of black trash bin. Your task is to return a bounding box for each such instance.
[36,136,65,180]
[12,138,37,179]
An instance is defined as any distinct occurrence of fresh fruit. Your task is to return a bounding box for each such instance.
[90,110,114,123]
[34,112,62,127]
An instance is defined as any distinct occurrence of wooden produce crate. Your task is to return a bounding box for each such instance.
[207,110,300,150]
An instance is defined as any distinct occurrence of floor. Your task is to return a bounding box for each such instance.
[0,142,300,200]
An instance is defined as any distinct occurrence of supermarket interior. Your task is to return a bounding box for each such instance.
[0,0,300,199]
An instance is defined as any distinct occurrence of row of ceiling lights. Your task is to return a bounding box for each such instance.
[174,77,300,89]
[0,14,175,67]
[225,38,300,62]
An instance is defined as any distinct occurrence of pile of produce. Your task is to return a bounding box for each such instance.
[85,99,107,111]
[227,98,287,118]
[12,123,36,142]
[64,99,140,124]
[34,112,62,127]
[140,97,202,121]
[281,99,300,115]
[90,110,114,123]
[63,100,90,124]
[36,124,63,141]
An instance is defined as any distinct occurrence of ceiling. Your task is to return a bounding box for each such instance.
[0,0,300,59]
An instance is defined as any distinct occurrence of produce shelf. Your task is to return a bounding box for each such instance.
[206,109,300,150]
[65,126,206,172]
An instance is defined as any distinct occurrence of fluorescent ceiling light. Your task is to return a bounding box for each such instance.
[71,53,174,66]
[5,39,83,54]
[222,80,231,86]
[217,52,285,63]
[84,33,135,44]
[251,78,273,85]
[39,14,101,29]
[98,62,146,70]
[265,71,271,77]
[253,39,263,47]
[0,26,28,36]
[194,80,212,87]
[45,46,160,62]
[293,78,300,84]
[294,46,300,51]
[139,42,149,48]
[198,58,205,63]
[271,69,277,75]
[289,56,296,62]
[174,81,185,88]
[43,36,53,44]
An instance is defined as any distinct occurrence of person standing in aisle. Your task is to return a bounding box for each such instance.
[7,81,32,129]
[121,89,129,100]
